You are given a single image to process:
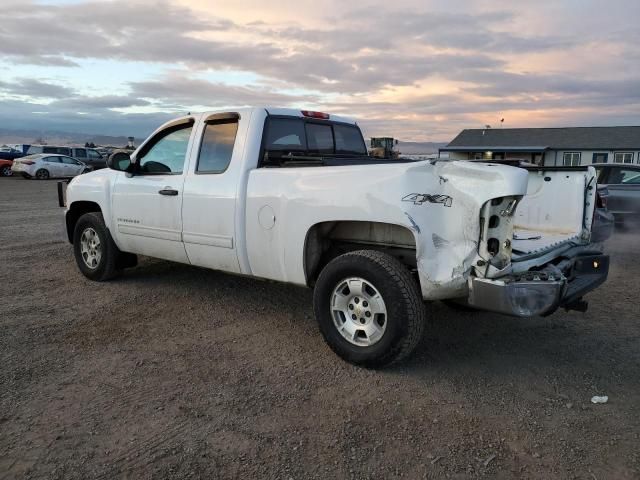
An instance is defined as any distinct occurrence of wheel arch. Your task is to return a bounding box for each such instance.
[65,201,102,244]
[303,220,419,287]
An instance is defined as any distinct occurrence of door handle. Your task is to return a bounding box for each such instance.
[158,187,179,196]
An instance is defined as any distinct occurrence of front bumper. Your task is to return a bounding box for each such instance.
[467,254,609,317]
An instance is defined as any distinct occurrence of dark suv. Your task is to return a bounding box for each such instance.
[26,146,106,170]
[594,163,640,226]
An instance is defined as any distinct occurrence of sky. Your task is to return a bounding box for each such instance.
[0,0,639,141]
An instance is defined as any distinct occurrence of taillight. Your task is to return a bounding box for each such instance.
[21,160,35,165]
[301,110,330,119]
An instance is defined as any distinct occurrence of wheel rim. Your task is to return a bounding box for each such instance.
[2,166,11,176]
[80,227,102,269]
[36,169,48,179]
[330,277,388,347]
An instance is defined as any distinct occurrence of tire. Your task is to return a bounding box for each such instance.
[1,165,12,177]
[35,168,49,180]
[313,250,426,368]
[73,212,121,281]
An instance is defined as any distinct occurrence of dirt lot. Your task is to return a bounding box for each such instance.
[0,176,639,480]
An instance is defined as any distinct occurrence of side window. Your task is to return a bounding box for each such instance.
[61,156,78,164]
[43,147,56,154]
[196,121,238,174]
[45,156,61,163]
[138,124,193,174]
[592,153,608,164]
[614,152,634,164]
[334,124,366,154]
[563,152,581,166]
[306,123,334,153]
[74,148,87,158]
[609,168,640,185]
[87,149,102,159]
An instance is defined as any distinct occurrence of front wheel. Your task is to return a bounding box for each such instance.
[1,165,12,177]
[313,250,426,368]
[35,168,49,180]
[73,212,121,281]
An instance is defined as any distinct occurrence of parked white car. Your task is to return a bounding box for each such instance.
[59,107,609,367]
[12,154,90,179]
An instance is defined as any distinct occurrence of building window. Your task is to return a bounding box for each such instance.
[614,152,634,164]
[563,152,581,166]
[592,153,608,164]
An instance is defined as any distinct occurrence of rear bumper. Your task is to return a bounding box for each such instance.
[467,254,609,317]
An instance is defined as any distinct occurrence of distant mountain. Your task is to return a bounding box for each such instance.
[395,141,448,155]
[1,127,448,152]
[0,128,141,147]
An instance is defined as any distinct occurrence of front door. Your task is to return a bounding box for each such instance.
[43,156,63,177]
[60,156,84,176]
[111,121,196,263]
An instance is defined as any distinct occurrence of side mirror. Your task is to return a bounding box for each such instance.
[107,151,132,172]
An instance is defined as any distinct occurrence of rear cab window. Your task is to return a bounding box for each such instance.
[262,116,367,167]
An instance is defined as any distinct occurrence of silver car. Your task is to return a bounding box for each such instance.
[594,163,640,226]
[11,154,90,180]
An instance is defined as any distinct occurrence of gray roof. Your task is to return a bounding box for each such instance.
[443,126,640,151]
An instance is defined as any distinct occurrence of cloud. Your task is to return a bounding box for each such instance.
[129,75,318,108]
[0,0,638,140]
[0,78,75,98]
[0,98,173,137]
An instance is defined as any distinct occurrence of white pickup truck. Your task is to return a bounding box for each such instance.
[59,107,609,367]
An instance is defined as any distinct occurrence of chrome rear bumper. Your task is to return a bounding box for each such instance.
[467,254,609,317]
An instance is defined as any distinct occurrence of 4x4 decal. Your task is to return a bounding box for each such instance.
[402,193,453,207]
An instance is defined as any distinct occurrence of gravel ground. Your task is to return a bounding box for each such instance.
[1,176,639,479]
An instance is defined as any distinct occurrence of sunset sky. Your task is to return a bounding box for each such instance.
[0,0,638,141]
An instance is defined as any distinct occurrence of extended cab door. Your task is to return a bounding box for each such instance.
[181,112,244,273]
[111,119,196,263]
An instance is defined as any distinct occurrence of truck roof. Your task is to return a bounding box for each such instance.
[196,107,358,126]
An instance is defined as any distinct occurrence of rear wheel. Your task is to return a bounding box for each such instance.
[313,250,426,368]
[73,212,121,281]
[35,169,49,180]
[1,165,12,177]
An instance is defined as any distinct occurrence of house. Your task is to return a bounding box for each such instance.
[439,126,640,166]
